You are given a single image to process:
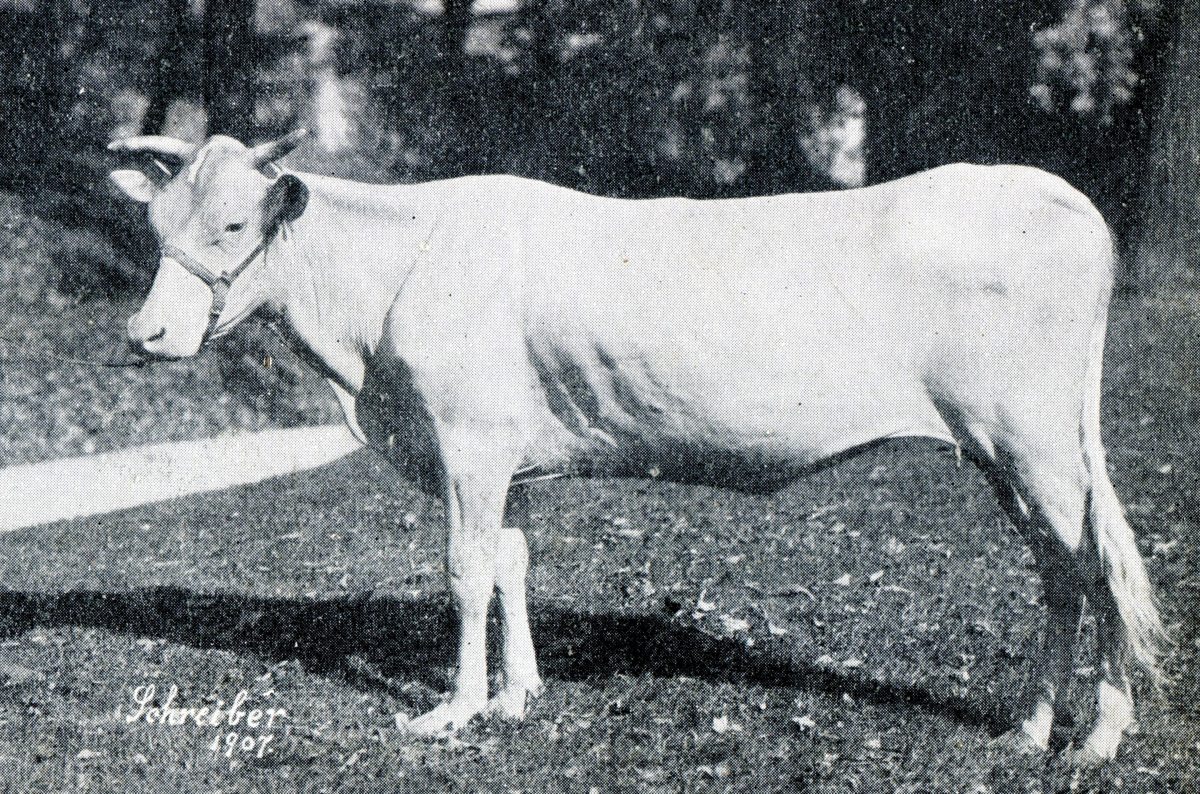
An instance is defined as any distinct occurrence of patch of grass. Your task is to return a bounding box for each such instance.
[4,431,1195,792]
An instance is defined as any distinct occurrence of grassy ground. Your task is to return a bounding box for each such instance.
[0,192,1198,791]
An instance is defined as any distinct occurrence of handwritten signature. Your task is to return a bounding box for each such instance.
[120,683,287,759]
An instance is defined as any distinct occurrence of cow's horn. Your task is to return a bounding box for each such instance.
[251,129,309,167]
[107,135,199,161]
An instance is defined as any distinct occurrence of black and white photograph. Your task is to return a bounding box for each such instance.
[0,0,1197,790]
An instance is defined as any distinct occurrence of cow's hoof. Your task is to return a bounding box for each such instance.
[396,699,484,737]
[991,729,1046,756]
[484,681,543,720]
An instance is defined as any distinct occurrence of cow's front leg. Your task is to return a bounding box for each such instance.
[485,526,542,718]
[402,438,515,737]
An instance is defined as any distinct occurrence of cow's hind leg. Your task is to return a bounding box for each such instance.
[1019,547,1085,751]
[962,409,1160,760]
[966,427,1089,753]
[1073,572,1134,763]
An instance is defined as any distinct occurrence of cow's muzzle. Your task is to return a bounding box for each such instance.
[161,241,267,344]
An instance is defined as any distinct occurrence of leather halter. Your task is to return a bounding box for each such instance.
[160,238,268,343]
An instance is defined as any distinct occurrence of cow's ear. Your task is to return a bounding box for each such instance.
[109,169,158,203]
[261,174,309,234]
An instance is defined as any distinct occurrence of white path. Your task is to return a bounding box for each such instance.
[0,425,361,533]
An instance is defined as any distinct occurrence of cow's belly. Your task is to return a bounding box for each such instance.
[525,328,952,492]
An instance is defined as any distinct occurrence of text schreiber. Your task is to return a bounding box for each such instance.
[121,683,287,729]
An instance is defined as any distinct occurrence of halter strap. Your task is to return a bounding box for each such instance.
[161,238,268,343]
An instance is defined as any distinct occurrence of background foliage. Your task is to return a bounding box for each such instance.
[0,2,1183,217]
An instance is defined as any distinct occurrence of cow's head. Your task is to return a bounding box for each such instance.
[108,131,310,359]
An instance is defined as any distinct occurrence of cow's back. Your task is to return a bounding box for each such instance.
[494,164,1111,337]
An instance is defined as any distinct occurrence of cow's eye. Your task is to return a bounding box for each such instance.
[225,222,245,234]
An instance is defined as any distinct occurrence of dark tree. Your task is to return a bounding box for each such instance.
[203,0,256,138]
[1133,0,1200,285]
[0,0,74,189]
[38,1,72,137]
[746,2,834,194]
[840,2,1057,185]
[528,0,565,80]
[439,0,472,69]
[143,0,190,134]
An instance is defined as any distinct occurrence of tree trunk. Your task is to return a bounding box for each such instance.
[747,1,807,194]
[528,0,564,79]
[32,0,71,144]
[203,0,256,139]
[1133,0,1200,289]
[144,0,190,134]
[439,0,472,69]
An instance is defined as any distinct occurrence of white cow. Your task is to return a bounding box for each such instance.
[108,131,1163,761]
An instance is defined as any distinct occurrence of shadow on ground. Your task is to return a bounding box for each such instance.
[0,586,1012,734]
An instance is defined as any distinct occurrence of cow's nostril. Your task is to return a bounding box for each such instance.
[146,328,166,342]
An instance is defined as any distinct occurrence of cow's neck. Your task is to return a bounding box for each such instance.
[265,174,432,395]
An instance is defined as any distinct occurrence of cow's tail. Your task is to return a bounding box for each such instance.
[1079,236,1166,687]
